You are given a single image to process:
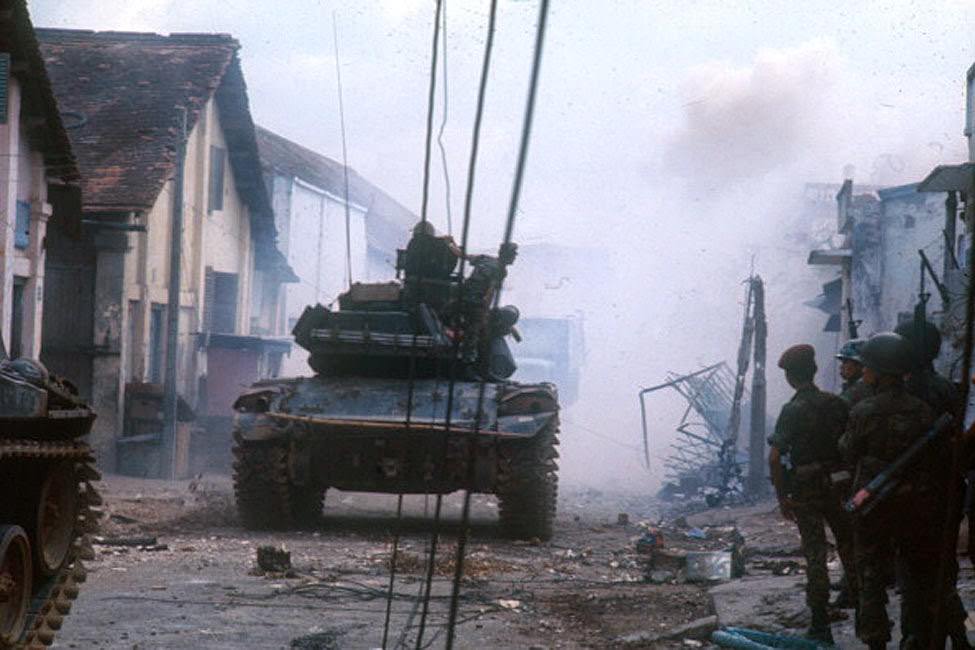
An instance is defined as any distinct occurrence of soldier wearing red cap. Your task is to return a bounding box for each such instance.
[768,344,857,644]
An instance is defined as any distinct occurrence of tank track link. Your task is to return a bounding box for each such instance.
[0,440,101,650]
[495,421,560,541]
[232,434,323,531]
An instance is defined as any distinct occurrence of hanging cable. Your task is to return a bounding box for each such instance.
[384,3,445,648]
[420,0,444,223]
[436,1,454,236]
[332,11,355,290]
[413,3,500,643]
[446,1,551,646]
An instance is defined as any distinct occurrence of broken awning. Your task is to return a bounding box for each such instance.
[918,163,975,193]
[807,248,851,266]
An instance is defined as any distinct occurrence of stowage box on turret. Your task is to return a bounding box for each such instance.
[0,357,100,649]
[232,225,560,540]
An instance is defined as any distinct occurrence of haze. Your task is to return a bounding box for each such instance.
[31,0,975,489]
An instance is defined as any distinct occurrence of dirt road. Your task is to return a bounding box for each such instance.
[52,476,711,649]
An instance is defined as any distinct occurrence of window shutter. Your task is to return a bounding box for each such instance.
[203,266,215,332]
[208,146,225,213]
[0,53,9,124]
[14,201,29,249]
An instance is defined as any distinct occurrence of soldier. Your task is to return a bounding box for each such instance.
[836,338,872,406]
[893,320,971,649]
[768,344,857,644]
[839,332,947,650]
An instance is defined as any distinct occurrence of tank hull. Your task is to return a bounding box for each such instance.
[233,376,560,539]
[0,371,99,649]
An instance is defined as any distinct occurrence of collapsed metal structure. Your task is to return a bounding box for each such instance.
[639,276,767,503]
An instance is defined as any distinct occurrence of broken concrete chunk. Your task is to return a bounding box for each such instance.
[256,545,291,573]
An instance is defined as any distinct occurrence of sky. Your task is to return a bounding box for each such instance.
[29,0,975,490]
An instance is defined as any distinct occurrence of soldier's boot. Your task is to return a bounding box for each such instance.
[805,610,835,646]
[829,585,852,609]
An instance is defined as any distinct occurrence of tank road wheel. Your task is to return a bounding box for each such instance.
[32,465,80,577]
[0,525,31,648]
[496,425,560,541]
[233,439,323,531]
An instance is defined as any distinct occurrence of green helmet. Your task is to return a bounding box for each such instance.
[859,332,913,376]
[893,320,941,363]
[835,338,865,363]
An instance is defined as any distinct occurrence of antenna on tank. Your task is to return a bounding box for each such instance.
[333,11,354,291]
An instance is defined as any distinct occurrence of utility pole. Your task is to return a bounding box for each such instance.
[163,107,187,480]
[747,276,767,496]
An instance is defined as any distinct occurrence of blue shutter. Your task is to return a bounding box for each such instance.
[14,200,29,249]
[0,53,9,125]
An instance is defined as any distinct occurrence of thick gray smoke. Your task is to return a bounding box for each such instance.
[29,1,973,495]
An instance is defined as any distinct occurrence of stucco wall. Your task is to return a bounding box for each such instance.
[876,188,945,331]
[124,96,257,407]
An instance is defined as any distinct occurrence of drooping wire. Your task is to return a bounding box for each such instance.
[501,0,550,249]
[436,1,453,236]
[446,1,551,646]
[383,3,445,648]
[412,3,500,644]
[420,0,444,224]
[332,11,354,290]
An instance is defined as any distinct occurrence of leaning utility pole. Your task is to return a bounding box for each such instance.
[747,276,767,496]
[163,107,187,480]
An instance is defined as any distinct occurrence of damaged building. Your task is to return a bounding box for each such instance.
[36,29,296,475]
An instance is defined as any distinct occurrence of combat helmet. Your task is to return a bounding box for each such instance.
[835,338,865,363]
[859,332,913,376]
[893,319,941,364]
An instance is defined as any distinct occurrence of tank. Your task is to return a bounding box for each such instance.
[233,227,561,540]
[0,357,99,649]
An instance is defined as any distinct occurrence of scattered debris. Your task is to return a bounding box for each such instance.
[685,551,733,582]
[257,545,292,573]
[498,599,522,610]
[94,535,158,547]
[617,614,719,647]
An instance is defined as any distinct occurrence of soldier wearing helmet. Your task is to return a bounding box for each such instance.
[836,338,872,406]
[891,320,970,647]
[839,332,949,650]
[767,344,856,644]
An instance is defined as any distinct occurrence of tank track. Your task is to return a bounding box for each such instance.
[0,440,101,650]
[232,434,323,531]
[495,421,560,541]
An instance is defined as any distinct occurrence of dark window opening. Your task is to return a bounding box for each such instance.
[14,200,29,249]
[10,277,25,359]
[149,303,165,383]
[904,214,915,229]
[208,146,225,213]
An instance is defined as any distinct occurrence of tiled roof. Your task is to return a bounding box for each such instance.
[36,28,272,226]
[0,1,78,182]
[255,125,417,253]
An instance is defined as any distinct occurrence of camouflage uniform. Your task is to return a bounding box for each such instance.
[902,366,969,647]
[768,385,858,620]
[840,384,944,647]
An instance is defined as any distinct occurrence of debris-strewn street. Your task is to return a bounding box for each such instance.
[49,475,975,649]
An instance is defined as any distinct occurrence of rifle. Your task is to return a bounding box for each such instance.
[845,413,953,517]
[845,298,860,340]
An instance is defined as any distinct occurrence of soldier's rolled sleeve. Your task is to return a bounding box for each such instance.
[768,403,798,453]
